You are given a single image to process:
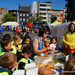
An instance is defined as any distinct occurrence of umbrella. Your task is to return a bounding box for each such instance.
[2,22,19,26]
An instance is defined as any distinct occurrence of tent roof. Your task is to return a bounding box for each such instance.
[2,22,19,26]
[51,20,61,25]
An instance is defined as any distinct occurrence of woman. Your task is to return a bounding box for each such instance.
[62,23,75,54]
[31,27,54,55]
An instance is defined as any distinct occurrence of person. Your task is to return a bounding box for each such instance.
[31,27,54,58]
[13,27,16,33]
[16,45,34,70]
[43,38,50,49]
[62,23,75,54]
[22,25,26,36]
[62,58,75,75]
[3,34,12,39]
[12,32,23,45]
[16,25,19,32]
[51,37,58,50]
[26,27,30,36]
[43,38,50,54]
[12,32,21,53]
[0,36,17,55]
[0,24,4,39]
[21,36,31,52]
[0,53,18,75]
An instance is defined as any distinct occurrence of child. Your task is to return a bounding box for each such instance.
[51,37,58,50]
[12,32,23,45]
[12,32,22,52]
[42,38,50,54]
[21,36,31,52]
[43,38,50,49]
[3,34,12,40]
[63,58,75,75]
[51,37,57,44]
[0,53,17,75]
[0,36,16,55]
[16,45,34,70]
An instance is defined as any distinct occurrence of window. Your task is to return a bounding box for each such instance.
[42,13,46,15]
[23,14,25,16]
[20,18,22,21]
[23,18,25,21]
[20,13,22,16]
[40,4,46,7]
[4,10,7,13]
[47,9,51,11]
[3,14,5,17]
[40,9,46,11]
[14,12,16,14]
[53,11,60,14]
[27,14,29,16]
[46,5,51,7]
[57,15,60,18]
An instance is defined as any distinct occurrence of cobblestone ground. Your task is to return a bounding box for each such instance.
[2,31,38,39]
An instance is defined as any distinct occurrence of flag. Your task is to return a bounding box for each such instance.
[46,12,51,29]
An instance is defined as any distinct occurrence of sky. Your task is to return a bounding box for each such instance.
[0,0,67,12]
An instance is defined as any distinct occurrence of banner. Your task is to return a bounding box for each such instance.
[46,12,51,29]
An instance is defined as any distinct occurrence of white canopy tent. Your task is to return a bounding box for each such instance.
[2,22,19,26]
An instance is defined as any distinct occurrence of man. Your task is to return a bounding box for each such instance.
[0,24,4,39]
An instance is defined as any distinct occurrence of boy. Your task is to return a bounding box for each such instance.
[43,38,50,54]
[16,45,34,70]
[0,53,17,75]
[0,36,16,55]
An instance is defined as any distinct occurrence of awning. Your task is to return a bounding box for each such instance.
[51,20,61,26]
[2,22,19,26]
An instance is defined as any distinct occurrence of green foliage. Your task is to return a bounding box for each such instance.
[2,13,17,23]
[67,3,75,21]
[50,16,57,23]
[26,13,43,23]
[26,16,37,23]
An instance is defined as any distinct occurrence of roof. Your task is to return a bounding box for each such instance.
[0,8,2,12]
[51,20,61,26]
[19,6,31,12]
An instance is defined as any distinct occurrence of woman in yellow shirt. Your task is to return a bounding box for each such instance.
[62,23,75,54]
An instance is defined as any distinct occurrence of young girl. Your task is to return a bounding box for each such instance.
[51,37,58,50]
[12,33,21,53]
[21,36,31,52]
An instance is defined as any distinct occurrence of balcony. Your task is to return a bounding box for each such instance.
[39,6,52,9]
[39,11,51,13]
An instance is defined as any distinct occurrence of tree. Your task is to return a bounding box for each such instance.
[50,15,57,23]
[37,12,43,23]
[26,16,37,23]
[2,13,17,23]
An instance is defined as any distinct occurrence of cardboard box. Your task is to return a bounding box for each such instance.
[34,55,52,64]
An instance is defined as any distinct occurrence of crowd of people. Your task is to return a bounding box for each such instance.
[0,23,75,75]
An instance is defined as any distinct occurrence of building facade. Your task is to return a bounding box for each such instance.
[0,8,8,24]
[38,1,65,23]
[19,4,31,24]
[9,10,19,23]
[51,9,64,23]
[38,1,52,24]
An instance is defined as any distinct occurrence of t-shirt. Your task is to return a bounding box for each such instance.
[0,26,4,32]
